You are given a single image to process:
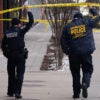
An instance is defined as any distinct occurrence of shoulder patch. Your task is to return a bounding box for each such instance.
[6,32,18,38]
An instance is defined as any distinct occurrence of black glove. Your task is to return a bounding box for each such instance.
[89,8,99,16]
[24,48,28,59]
[3,50,9,58]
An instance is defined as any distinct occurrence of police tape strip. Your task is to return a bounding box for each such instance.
[0,3,100,32]
[0,18,49,32]
[0,7,23,14]
[0,18,69,24]
[0,19,49,23]
[0,18,100,32]
[0,3,100,14]
[28,3,100,8]
[93,29,100,32]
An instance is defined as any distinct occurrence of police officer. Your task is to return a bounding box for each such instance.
[61,7,100,99]
[1,6,34,99]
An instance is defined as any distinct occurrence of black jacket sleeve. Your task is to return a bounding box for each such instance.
[89,8,100,28]
[89,8,99,16]
[20,11,34,34]
[1,36,9,58]
[60,26,70,55]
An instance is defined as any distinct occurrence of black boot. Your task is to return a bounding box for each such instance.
[73,94,80,99]
[15,94,22,99]
[82,83,88,98]
[7,93,14,97]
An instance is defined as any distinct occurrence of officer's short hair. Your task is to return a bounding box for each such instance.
[73,12,83,19]
[11,18,21,26]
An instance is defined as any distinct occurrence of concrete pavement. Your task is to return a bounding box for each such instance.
[0,24,100,100]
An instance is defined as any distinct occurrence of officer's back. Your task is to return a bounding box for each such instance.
[2,11,34,56]
[62,11,100,55]
[5,26,24,51]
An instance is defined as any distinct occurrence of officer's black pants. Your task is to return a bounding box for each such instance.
[68,53,93,95]
[7,51,25,95]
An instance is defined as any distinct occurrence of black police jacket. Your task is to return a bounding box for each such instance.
[1,12,34,57]
[61,8,100,55]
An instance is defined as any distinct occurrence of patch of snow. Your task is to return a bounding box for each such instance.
[58,55,69,71]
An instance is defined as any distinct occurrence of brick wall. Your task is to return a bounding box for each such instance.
[0,0,3,40]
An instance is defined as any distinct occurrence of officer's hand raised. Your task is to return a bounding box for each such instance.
[88,4,96,10]
[23,6,29,12]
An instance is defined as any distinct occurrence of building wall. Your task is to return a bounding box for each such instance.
[0,0,3,40]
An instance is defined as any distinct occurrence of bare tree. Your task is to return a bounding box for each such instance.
[8,0,26,20]
[41,0,79,69]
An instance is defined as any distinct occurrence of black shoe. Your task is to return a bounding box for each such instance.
[82,84,88,98]
[7,93,14,97]
[73,94,80,99]
[15,94,22,99]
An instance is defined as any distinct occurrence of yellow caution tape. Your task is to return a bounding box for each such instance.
[0,19,100,32]
[0,18,49,23]
[93,29,100,32]
[0,18,49,32]
[28,3,100,8]
[0,19,11,21]
[0,7,23,14]
[0,3,100,32]
[0,3,100,14]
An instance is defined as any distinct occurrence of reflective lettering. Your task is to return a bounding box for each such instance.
[6,32,18,38]
[70,25,86,38]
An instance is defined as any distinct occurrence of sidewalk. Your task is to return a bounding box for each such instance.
[0,24,100,100]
